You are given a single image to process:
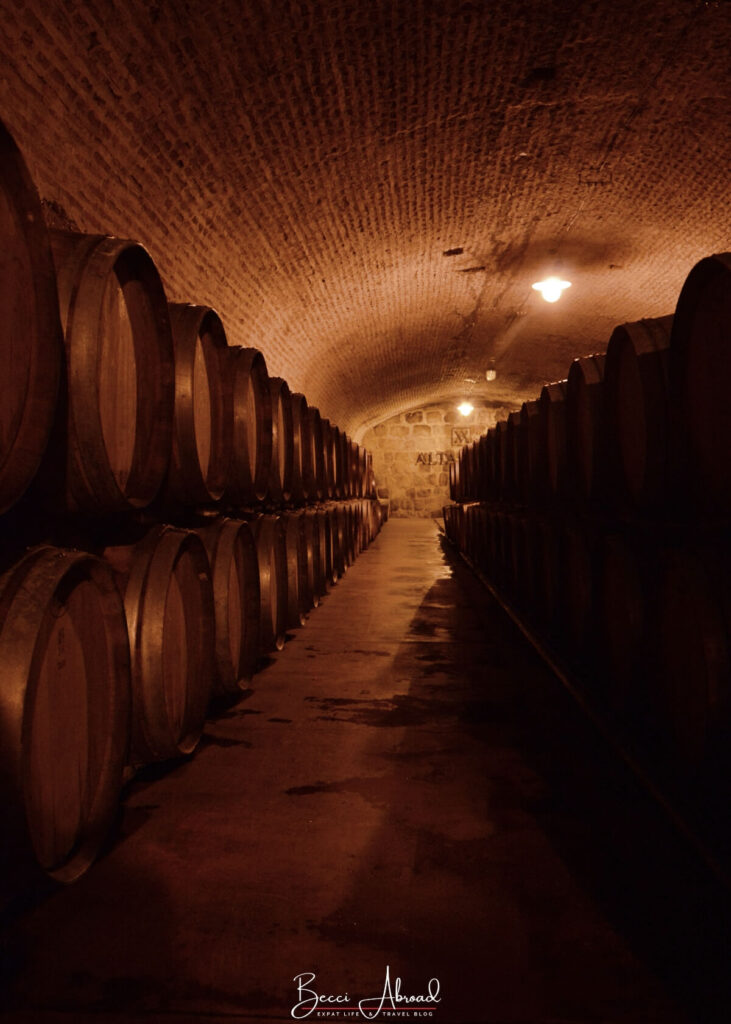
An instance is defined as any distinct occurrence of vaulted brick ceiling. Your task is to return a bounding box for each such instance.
[3,0,730,437]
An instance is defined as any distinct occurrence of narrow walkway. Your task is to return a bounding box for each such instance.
[0,521,727,1023]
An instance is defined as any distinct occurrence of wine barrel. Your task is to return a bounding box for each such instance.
[51,231,174,512]
[495,420,508,501]
[321,419,336,500]
[312,508,333,596]
[322,505,341,586]
[603,317,673,511]
[343,434,355,499]
[104,526,214,764]
[289,392,311,505]
[597,533,656,718]
[358,446,369,498]
[166,304,233,506]
[0,547,130,882]
[506,412,522,503]
[460,444,471,504]
[329,503,347,578]
[566,353,606,505]
[303,509,323,606]
[656,545,731,767]
[0,121,62,514]
[226,346,272,505]
[250,514,288,652]
[539,380,569,502]
[532,519,563,632]
[306,406,326,502]
[506,514,528,606]
[282,511,310,629]
[268,377,294,505]
[561,524,599,665]
[331,425,344,500]
[195,518,260,694]
[669,253,731,513]
[348,439,360,499]
[485,428,498,501]
[448,460,460,502]
[475,504,492,576]
[341,503,357,568]
[519,400,543,505]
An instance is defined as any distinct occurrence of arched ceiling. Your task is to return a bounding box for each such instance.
[2,0,730,438]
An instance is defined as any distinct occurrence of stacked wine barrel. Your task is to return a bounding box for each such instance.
[445,252,731,803]
[0,119,384,886]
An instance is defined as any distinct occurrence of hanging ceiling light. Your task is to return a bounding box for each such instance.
[532,275,572,303]
[457,401,474,417]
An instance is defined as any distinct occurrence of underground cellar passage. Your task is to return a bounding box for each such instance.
[0,2,730,1022]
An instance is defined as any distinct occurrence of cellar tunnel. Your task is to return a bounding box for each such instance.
[0,2,730,1023]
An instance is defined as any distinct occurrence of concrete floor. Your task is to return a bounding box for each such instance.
[1,520,729,1024]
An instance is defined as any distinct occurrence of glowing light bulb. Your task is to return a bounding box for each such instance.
[532,276,572,303]
[458,402,474,417]
[486,368,497,382]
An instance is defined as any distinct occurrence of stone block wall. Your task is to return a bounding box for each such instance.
[363,401,517,517]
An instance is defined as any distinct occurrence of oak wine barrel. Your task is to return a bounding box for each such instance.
[104,526,214,763]
[448,460,460,502]
[318,506,338,587]
[268,377,294,505]
[495,420,508,501]
[306,406,326,502]
[561,524,599,664]
[0,121,62,514]
[51,231,175,512]
[282,511,310,628]
[195,518,260,694]
[669,253,731,514]
[485,428,498,501]
[303,508,323,606]
[656,545,731,768]
[539,380,569,501]
[597,533,656,718]
[321,419,336,500]
[289,392,311,505]
[332,425,344,500]
[603,316,673,512]
[0,547,130,882]
[226,346,272,505]
[566,353,606,505]
[166,304,233,506]
[250,514,288,652]
[505,411,522,503]
[520,400,543,505]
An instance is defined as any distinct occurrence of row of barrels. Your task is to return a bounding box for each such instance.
[0,498,385,886]
[0,117,374,519]
[451,252,731,519]
[444,503,731,779]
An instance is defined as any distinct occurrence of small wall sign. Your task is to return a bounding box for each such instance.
[415,451,455,465]
[451,427,475,446]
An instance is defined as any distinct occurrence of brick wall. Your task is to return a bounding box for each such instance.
[363,401,516,517]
